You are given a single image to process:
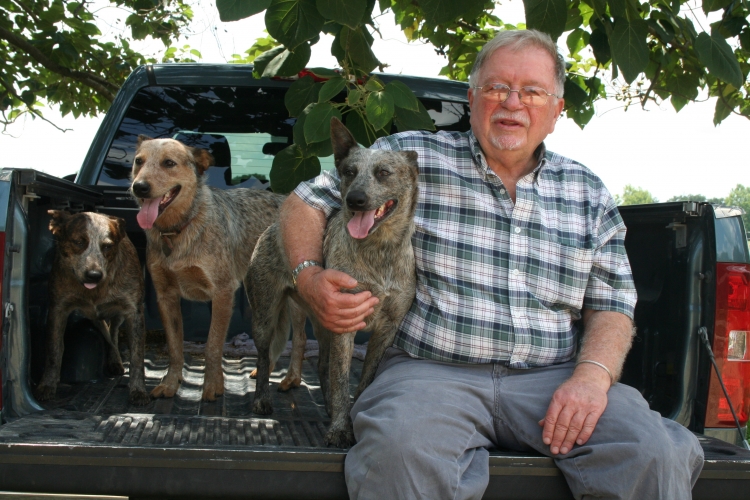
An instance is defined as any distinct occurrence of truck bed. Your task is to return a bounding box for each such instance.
[1,343,749,499]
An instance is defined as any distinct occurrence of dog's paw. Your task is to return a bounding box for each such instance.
[129,389,151,407]
[202,380,224,402]
[278,374,301,392]
[34,384,57,402]
[325,426,356,448]
[150,383,178,399]
[249,367,258,379]
[252,397,273,416]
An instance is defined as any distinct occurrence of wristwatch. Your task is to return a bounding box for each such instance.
[292,260,323,287]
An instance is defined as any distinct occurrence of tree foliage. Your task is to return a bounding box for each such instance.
[666,193,726,204]
[615,184,658,205]
[0,0,194,130]
[726,184,750,231]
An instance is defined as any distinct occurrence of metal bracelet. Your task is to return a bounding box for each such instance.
[575,359,614,386]
[291,260,323,287]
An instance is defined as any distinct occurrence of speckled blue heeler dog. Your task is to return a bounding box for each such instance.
[247,117,419,447]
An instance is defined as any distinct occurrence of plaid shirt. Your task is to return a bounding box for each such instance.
[295,130,637,368]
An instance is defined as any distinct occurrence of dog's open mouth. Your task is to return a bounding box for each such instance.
[136,186,181,229]
[347,199,397,239]
[83,282,98,290]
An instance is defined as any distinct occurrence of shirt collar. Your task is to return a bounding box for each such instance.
[468,130,548,182]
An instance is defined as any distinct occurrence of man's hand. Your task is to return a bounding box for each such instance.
[296,266,379,334]
[539,363,610,455]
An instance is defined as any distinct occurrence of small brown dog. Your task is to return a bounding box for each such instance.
[248,118,419,447]
[35,210,149,406]
[131,136,285,401]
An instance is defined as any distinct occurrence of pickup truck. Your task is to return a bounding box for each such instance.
[0,63,749,499]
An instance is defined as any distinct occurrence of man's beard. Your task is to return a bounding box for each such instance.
[488,110,529,151]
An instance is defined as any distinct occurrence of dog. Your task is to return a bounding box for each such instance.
[248,117,419,447]
[131,136,286,401]
[35,210,149,406]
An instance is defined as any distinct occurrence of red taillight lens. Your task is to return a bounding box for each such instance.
[706,263,750,427]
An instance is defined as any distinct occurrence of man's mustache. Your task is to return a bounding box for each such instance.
[490,111,530,127]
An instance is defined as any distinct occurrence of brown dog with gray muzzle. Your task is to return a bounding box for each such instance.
[35,210,149,406]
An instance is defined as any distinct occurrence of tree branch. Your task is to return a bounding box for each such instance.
[0,26,118,100]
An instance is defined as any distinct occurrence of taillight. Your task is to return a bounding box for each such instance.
[706,263,750,427]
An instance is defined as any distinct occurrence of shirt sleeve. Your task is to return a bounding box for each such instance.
[582,189,638,319]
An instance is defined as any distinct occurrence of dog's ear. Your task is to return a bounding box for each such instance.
[48,210,70,237]
[191,148,214,176]
[401,151,419,173]
[330,117,359,165]
[137,135,153,147]
[108,216,127,243]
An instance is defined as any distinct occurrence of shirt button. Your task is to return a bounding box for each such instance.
[512,269,519,276]
[499,188,506,194]
[514,227,521,234]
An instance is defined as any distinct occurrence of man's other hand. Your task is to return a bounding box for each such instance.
[539,362,610,455]
[296,267,379,334]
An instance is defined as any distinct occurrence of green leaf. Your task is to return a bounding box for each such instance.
[589,27,612,65]
[365,91,395,130]
[304,102,343,143]
[563,78,588,108]
[384,80,419,111]
[261,44,311,77]
[307,67,340,78]
[420,0,485,26]
[294,106,334,156]
[270,144,322,193]
[338,26,380,73]
[316,0,367,29]
[713,96,733,125]
[217,0,271,21]
[348,88,363,106]
[285,75,321,116]
[318,76,347,102]
[345,110,389,147]
[610,17,649,83]
[523,0,568,41]
[394,100,436,132]
[695,32,744,89]
[252,45,286,78]
[265,0,325,50]
[702,0,732,15]
[364,76,384,92]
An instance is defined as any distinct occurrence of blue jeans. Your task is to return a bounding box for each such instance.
[345,348,704,499]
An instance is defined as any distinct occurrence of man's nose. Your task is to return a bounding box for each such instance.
[502,89,525,110]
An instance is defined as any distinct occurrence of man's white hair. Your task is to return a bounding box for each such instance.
[468,29,566,97]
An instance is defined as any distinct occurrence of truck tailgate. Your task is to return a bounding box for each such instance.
[0,351,748,499]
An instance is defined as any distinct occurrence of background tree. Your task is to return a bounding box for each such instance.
[615,184,658,205]
[725,184,750,232]
[666,193,726,203]
[0,0,195,130]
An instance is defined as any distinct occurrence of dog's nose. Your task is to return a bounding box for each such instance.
[84,270,103,283]
[132,180,151,198]
[346,190,368,210]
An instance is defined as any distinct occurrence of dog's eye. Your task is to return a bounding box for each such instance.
[163,159,176,168]
[74,239,87,249]
[378,169,391,177]
[134,158,144,166]
[101,242,114,252]
[343,168,356,177]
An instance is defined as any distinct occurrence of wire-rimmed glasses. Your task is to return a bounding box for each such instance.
[471,83,561,108]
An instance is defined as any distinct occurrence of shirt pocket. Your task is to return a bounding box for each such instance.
[526,239,594,311]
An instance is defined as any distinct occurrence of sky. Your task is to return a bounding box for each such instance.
[1,0,747,202]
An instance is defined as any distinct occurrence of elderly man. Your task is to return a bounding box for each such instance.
[281,29,704,499]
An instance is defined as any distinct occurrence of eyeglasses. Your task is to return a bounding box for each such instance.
[471,83,561,107]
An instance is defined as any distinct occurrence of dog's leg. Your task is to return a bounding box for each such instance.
[124,306,150,406]
[35,301,72,401]
[202,287,235,401]
[278,300,306,392]
[315,323,332,416]
[250,297,278,415]
[356,322,398,400]
[151,287,184,399]
[94,318,125,377]
[325,330,356,448]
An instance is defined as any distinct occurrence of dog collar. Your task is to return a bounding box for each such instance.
[292,260,323,288]
[157,217,194,257]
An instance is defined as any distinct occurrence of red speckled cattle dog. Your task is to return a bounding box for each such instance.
[130,136,286,401]
[35,210,149,406]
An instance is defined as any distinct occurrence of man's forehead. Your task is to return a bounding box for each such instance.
[477,45,557,84]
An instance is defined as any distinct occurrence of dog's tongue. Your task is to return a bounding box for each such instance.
[84,283,97,289]
[347,210,376,239]
[137,198,160,229]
